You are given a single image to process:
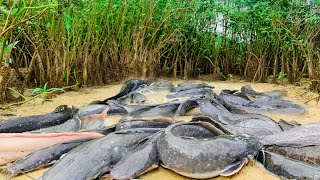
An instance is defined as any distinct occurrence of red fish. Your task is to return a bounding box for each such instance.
[80,107,109,130]
[0,132,103,165]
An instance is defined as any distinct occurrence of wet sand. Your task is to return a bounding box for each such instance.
[1,79,320,180]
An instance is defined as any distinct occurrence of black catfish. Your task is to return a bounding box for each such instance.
[0,105,76,133]
[101,79,151,103]
[261,122,320,166]
[115,118,173,131]
[6,138,95,176]
[167,88,213,99]
[198,98,282,137]
[110,132,162,179]
[39,128,162,180]
[218,87,305,115]
[136,80,174,94]
[129,101,181,118]
[157,122,260,179]
[107,91,146,105]
[175,82,214,92]
[78,104,127,117]
[257,151,320,179]
[29,116,80,133]
[175,99,199,116]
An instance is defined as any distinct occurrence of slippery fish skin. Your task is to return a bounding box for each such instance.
[6,138,95,176]
[157,122,261,179]
[78,104,127,117]
[257,151,320,180]
[110,132,162,179]
[29,116,81,133]
[198,98,282,137]
[102,79,151,103]
[261,123,320,166]
[261,123,320,147]
[240,85,263,96]
[108,92,146,105]
[39,128,162,180]
[115,119,173,131]
[130,101,181,118]
[136,80,174,94]
[0,106,76,133]
[175,82,214,92]
[218,87,305,115]
[0,132,104,165]
[166,88,212,99]
[265,145,320,167]
[175,99,198,116]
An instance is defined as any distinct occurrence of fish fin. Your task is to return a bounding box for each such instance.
[139,164,159,176]
[180,136,199,140]
[94,166,111,179]
[100,107,110,119]
[220,159,248,177]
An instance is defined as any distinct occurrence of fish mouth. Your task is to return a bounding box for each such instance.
[167,121,225,139]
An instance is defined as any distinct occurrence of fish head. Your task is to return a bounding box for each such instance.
[241,135,262,157]
[53,105,78,115]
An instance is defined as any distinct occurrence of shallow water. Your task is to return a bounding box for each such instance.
[1,79,320,180]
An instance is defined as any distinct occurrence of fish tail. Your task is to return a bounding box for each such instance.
[100,107,109,119]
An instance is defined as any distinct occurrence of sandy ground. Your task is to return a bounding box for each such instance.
[0,79,320,180]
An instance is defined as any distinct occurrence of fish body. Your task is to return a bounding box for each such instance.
[110,132,162,179]
[175,82,214,92]
[198,98,282,137]
[257,151,320,180]
[29,116,80,133]
[157,122,260,179]
[102,79,151,103]
[219,86,305,115]
[78,104,126,117]
[167,88,212,99]
[261,123,320,166]
[108,92,146,105]
[130,101,181,118]
[115,118,173,131]
[39,128,162,180]
[137,80,174,94]
[0,132,103,165]
[0,105,76,133]
[6,138,95,176]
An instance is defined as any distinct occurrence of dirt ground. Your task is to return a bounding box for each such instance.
[0,79,320,180]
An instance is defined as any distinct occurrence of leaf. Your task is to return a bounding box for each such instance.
[32,88,44,94]
[4,41,19,54]
[47,88,66,92]
[43,82,49,91]
[11,8,18,15]
[277,72,287,80]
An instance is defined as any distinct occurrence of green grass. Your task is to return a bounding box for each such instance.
[1,0,319,95]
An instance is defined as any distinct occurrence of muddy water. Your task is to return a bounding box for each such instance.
[1,80,320,180]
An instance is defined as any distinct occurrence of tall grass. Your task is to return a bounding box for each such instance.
[1,0,320,102]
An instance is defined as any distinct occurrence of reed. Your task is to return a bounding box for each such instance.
[1,0,319,102]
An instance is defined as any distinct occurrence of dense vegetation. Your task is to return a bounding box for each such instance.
[0,0,319,102]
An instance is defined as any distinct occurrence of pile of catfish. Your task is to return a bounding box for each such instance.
[0,79,319,180]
